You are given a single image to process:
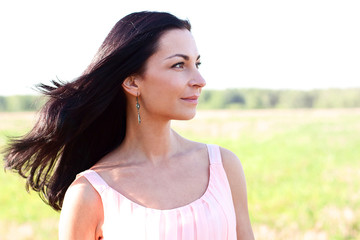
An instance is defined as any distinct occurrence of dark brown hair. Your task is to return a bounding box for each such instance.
[3,11,191,211]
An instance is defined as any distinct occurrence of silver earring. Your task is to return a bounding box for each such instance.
[136,93,141,124]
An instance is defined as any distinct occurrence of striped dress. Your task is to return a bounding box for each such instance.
[76,144,237,239]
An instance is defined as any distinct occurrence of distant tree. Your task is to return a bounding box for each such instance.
[0,96,6,111]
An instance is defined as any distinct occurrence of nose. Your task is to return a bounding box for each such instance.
[190,70,206,88]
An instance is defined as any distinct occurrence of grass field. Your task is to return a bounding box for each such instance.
[1,109,360,239]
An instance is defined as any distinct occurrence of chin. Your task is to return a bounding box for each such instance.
[173,109,197,120]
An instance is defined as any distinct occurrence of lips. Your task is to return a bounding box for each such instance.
[181,95,199,104]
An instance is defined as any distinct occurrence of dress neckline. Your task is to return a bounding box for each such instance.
[87,144,216,212]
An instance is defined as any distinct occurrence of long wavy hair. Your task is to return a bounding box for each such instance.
[3,11,191,211]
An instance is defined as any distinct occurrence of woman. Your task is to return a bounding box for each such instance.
[4,11,254,239]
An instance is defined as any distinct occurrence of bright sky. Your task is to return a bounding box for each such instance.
[0,0,359,96]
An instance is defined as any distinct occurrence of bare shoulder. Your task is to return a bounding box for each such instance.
[59,176,103,240]
[219,147,247,197]
[219,147,255,240]
[219,147,245,178]
[63,176,101,205]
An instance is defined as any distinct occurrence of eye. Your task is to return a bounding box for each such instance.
[171,62,185,69]
[196,62,202,69]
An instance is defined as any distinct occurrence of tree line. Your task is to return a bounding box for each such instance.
[0,95,46,112]
[1,88,360,112]
[198,88,360,109]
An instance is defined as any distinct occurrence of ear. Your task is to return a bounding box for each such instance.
[122,75,140,97]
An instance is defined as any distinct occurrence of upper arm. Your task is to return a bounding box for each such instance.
[58,177,103,240]
[220,147,255,240]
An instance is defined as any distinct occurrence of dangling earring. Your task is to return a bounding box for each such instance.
[136,93,141,124]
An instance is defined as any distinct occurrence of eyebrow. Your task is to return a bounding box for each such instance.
[165,54,201,61]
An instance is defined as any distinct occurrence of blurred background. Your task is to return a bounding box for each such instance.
[0,0,359,239]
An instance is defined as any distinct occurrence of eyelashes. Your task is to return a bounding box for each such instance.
[171,62,184,68]
[171,62,202,69]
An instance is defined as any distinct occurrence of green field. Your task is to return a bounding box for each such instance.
[1,109,360,239]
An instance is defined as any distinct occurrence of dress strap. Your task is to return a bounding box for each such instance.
[76,169,109,194]
[206,144,222,164]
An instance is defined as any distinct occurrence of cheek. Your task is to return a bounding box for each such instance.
[145,74,184,97]
[140,80,175,109]
[140,67,189,109]
[146,83,180,106]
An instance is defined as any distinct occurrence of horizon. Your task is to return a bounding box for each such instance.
[2,86,360,97]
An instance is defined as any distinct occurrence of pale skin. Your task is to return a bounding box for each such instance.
[59,29,254,240]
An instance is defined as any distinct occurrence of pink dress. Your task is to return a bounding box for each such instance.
[76,144,237,239]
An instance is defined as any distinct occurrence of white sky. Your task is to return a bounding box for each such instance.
[0,0,359,96]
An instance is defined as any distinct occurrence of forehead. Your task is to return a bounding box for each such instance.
[154,29,199,58]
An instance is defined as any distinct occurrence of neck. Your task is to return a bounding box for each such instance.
[119,115,181,165]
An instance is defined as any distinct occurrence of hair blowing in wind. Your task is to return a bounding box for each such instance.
[3,11,191,211]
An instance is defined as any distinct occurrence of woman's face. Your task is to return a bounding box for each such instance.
[138,29,206,122]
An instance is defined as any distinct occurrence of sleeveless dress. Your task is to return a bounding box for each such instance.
[76,144,237,240]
